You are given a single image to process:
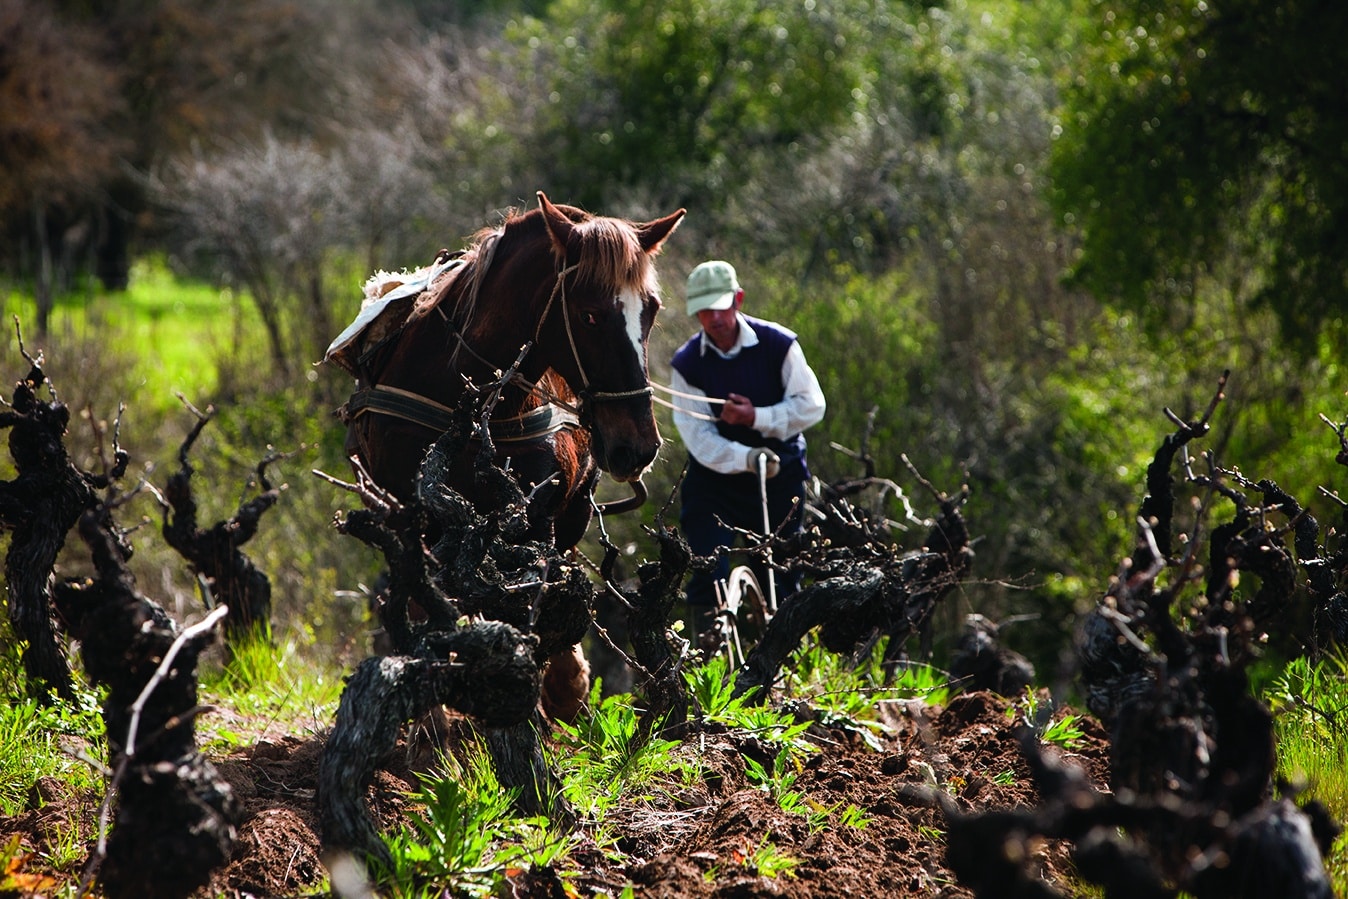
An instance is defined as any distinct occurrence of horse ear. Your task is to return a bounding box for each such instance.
[537,191,575,258]
[636,208,686,256]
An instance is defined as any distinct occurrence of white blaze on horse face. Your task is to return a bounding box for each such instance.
[617,287,647,369]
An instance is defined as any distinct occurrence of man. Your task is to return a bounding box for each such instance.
[670,259,826,639]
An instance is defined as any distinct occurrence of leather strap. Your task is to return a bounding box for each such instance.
[342,384,580,444]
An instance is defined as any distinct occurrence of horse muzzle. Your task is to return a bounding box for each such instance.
[583,391,661,482]
[588,422,660,482]
[594,435,661,482]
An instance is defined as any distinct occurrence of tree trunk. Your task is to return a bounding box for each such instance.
[34,201,53,336]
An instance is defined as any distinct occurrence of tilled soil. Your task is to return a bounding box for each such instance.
[0,690,1110,898]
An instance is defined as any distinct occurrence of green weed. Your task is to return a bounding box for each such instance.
[197,631,342,751]
[553,681,694,821]
[743,836,800,879]
[703,836,800,882]
[382,777,525,896]
[0,688,105,816]
[380,741,576,898]
[837,802,871,829]
[1009,687,1084,749]
[685,655,813,752]
[1040,714,1085,749]
[782,635,952,730]
[1266,653,1348,824]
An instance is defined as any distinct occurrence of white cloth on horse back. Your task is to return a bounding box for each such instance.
[670,312,825,476]
[324,256,459,366]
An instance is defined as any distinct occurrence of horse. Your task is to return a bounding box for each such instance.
[325,191,684,717]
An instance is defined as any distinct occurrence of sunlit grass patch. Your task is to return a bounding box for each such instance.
[778,631,952,733]
[0,692,106,817]
[380,739,580,898]
[1267,653,1348,812]
[0,628,106,816]
[197,630,343,751]
[553,681,698,823]
[1265,652,1348,891]
[5,256,263,413]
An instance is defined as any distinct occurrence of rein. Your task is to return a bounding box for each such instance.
[650,383,725,423]
[429,259,653,422]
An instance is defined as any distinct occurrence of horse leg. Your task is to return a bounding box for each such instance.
[540,644,590,723]
[547,455,599,552]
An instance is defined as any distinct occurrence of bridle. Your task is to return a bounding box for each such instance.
[533,260,656,414]
[435,259,657,425]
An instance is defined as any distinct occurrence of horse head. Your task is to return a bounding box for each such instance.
[535,192,684,482]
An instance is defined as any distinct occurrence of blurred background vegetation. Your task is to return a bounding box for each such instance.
[2,0,1346,683]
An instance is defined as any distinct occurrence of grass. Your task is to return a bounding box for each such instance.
[0,623,106,817]
[782,636,953,725]
[552,679,698,823]
[1007,686,1086,750]
[686,654,814,751]
[4,256,264,413]
[1264,652,1348,895]
[379,745,570,899]
[197,629,344,752]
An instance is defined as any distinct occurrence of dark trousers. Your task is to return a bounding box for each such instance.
[679,459,805,628]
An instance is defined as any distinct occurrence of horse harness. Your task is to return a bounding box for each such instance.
[338,257,647,449]
[340,383,581,446]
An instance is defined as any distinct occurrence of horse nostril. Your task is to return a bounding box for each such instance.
[638,439,660,468]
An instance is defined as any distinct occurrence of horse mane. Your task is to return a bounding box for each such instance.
[409,204,658,332]
[408,228,500,330]
[565,214,659,295]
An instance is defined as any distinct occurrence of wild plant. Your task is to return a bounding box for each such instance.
[744,748,805,813]
[742,836,801,879]
[702,836,801,881]
[837,803,871,829]
[380,740,575,898]
[1009,687,1084,749]
[552,680,694,820]
[782,634,952,725]
[1266,652,1348,816]
[0,689,105,816]
[197,631,342,749]
[685,655,812,752]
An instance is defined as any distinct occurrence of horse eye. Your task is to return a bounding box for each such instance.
[584,311,600,327]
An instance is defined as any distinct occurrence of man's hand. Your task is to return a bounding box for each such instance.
[720,393,756,427]
[746,447,780,479]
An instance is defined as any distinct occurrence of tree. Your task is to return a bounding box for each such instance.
[1051,0,1348,353]
[1,0,398,318]
[0,0,126,332]
[503,0,874,212]
[159,131,444,376]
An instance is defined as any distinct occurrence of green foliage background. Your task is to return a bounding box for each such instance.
[4,0,1348,683]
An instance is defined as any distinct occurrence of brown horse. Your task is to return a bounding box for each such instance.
[326,192,683,715]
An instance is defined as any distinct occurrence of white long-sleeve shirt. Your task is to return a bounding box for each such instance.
[670,313,826,475]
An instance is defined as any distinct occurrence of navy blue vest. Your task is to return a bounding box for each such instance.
[671,316,807,465]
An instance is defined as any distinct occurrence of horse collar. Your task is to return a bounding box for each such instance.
[341,384,580,445]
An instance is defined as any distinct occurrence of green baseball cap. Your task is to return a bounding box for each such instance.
[686,260,740,315]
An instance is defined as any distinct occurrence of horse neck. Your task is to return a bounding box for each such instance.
[456,232,561,408]
[379,261,555,417]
